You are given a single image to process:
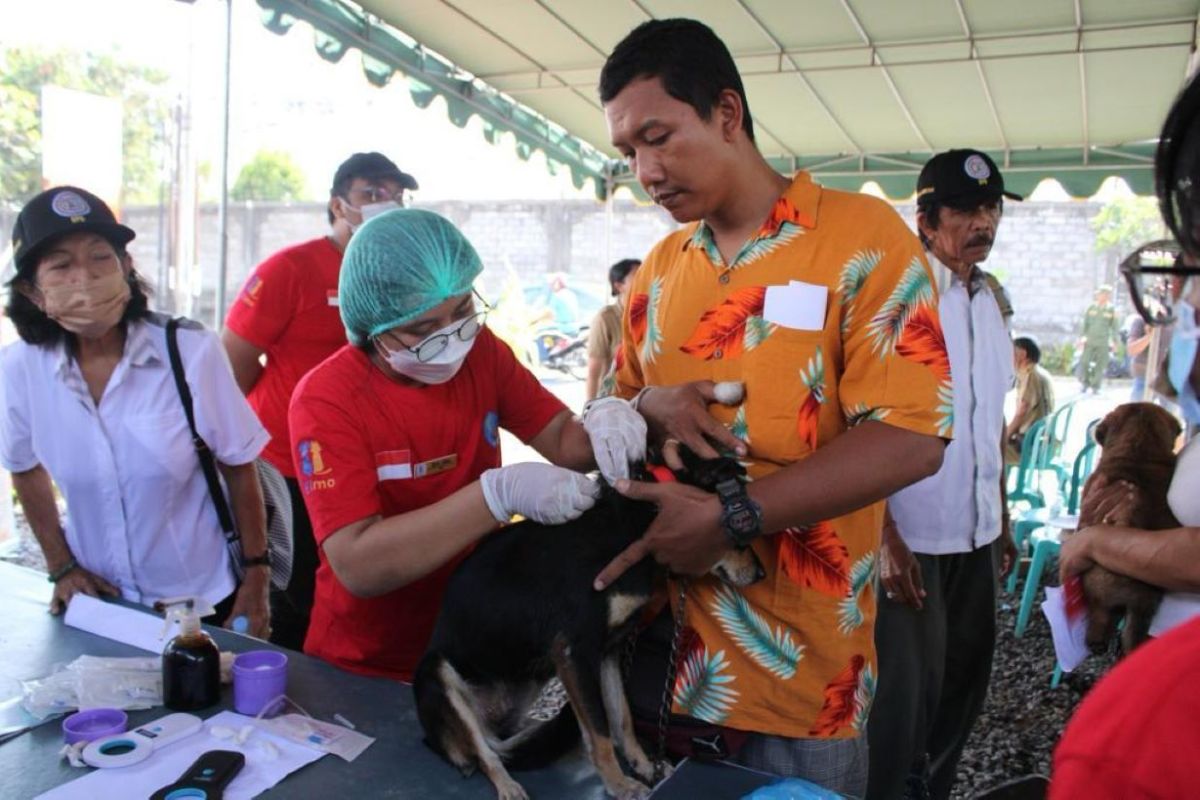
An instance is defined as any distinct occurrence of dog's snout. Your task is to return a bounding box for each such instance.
[713,548,766,587]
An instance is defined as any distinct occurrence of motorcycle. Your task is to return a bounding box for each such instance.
[534,325,590,381]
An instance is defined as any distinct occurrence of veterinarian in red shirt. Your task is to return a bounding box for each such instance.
[288,208,648,681]
[223,152,418,650]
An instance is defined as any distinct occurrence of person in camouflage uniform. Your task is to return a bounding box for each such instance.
[1077,285,1119,393]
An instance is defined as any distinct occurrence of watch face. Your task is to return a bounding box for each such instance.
[727,506,755,533]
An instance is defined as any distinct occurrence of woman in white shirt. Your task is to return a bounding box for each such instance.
[0,186,271,637]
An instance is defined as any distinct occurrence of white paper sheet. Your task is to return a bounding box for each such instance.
[63,595,170,654]
[763,282,827,331]
[35,710,324,800]
[1042,583,1090,673]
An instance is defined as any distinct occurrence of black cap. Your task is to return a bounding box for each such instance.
[11,186,136,271]
[330,152,418,196]
[916,149,1023,207]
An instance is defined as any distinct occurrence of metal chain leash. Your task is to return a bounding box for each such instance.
[653,577,688,783]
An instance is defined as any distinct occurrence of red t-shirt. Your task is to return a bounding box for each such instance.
[225,237,346,477]
[288,327,567,681]
[1050,616,1200,799]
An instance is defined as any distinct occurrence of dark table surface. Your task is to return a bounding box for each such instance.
[0,561,777,799]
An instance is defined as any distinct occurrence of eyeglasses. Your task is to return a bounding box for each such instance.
[347,185,407,205]
[404,310,487,362]
[1119,239,1200,325]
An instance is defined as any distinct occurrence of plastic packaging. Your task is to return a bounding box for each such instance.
[252,696,375,762]
[21,656,163,720]
[160,597,220,712]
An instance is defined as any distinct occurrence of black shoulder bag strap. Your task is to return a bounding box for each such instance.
[165,318,239,542]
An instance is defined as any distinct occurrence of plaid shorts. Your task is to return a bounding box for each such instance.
[730,732,868,798]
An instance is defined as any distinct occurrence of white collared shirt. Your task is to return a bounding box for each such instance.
[888,254,1013,554]
[1151,437,1200,636]
[0,313,268,606]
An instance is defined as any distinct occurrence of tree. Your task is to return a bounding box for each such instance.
[0,47,170,205]
[231,150,307,202]
[1090,194,1167,256]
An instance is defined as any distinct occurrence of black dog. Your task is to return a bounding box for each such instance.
[413,450,765,800]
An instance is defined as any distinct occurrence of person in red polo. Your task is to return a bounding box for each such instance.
[223,152,417,649]
[288,208,648,680]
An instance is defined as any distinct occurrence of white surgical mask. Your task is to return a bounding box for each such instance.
[376,318,477,385]
[347,200,401,233]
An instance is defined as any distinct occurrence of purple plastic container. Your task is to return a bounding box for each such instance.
[232,650,289,716]
[62,708,128,744]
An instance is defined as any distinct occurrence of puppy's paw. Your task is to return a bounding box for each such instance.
[651,760,675,783]
[606,776,651,800]
[494,776,531,800]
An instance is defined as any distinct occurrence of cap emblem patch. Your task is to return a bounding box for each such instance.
[51,191,91,218]
[963,154,991,182]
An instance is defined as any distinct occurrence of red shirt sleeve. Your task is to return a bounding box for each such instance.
[225,248,301,351]
[288,371,382,544]
[487,330,568,443]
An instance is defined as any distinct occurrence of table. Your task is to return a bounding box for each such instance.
[0,562,777,799]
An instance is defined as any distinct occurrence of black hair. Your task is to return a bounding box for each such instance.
[5,237,152,347]
[1013,336,1041,364]
[599,18,755,143]
[607,258,641,295]
[1157,74,1200,257]
[915,196,1004,250]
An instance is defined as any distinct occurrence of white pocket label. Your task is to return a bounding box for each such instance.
[763,282,827,331]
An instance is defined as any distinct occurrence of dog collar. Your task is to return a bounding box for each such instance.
[647,464,676,483]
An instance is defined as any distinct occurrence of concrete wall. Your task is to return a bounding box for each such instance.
[2,196,1120,346]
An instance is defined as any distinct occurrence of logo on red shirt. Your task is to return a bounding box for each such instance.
[240,275,264,307]
[298,439,335,491]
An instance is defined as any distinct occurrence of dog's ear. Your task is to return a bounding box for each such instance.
[1092,418,1109,446]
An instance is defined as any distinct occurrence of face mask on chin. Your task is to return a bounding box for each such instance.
[376,319,477,385]
[346,200,401,234]
[37,270,131,340]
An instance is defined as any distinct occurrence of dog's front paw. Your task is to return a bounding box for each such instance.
[651,760,674,783]
[605,775,651,800]
[493,776,531,800]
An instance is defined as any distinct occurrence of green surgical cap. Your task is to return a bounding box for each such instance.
[339,208,484,345]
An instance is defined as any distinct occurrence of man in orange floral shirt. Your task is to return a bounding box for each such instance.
[595,18,951,797]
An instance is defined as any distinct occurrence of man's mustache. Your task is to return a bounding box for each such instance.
[966,234,993,248]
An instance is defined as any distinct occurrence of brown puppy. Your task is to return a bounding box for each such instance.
[1079,402,1181,654]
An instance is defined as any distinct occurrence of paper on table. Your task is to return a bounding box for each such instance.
[34,710,324,800]
[763,282,827,331]
[63,594,169,654]
[1042,583,1090,673]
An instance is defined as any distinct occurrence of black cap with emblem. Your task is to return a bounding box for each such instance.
[916,149,1023,209]
[11,186,136,271]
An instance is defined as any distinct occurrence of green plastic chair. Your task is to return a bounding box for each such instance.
[1007,418,1051,510]
[1044,399,1077,486]
[1014,437,1099,637]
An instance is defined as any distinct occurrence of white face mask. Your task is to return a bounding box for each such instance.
[347,200,401,233]
[376,317,478,385]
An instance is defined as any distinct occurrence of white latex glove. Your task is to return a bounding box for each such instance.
[479,463,601,525]
[580,396,648,484]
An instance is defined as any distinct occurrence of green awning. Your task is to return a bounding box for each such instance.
[257,0,1194,200]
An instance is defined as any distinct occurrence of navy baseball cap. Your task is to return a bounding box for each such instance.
[330,152,418,196]
[11,186,136,271]
[916,149,1023,207]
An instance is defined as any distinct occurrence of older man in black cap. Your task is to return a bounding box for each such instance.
[867,149,1020,800]
[221,152,417,650]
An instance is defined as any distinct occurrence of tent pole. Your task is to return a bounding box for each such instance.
[216,0,233,330]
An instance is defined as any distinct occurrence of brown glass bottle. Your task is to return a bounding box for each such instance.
[163,630,220,711]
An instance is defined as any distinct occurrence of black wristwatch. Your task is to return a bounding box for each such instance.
[716,478,762,550]
[241,552,271,569]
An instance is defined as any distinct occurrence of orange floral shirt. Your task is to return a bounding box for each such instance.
[614,172,951,739]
